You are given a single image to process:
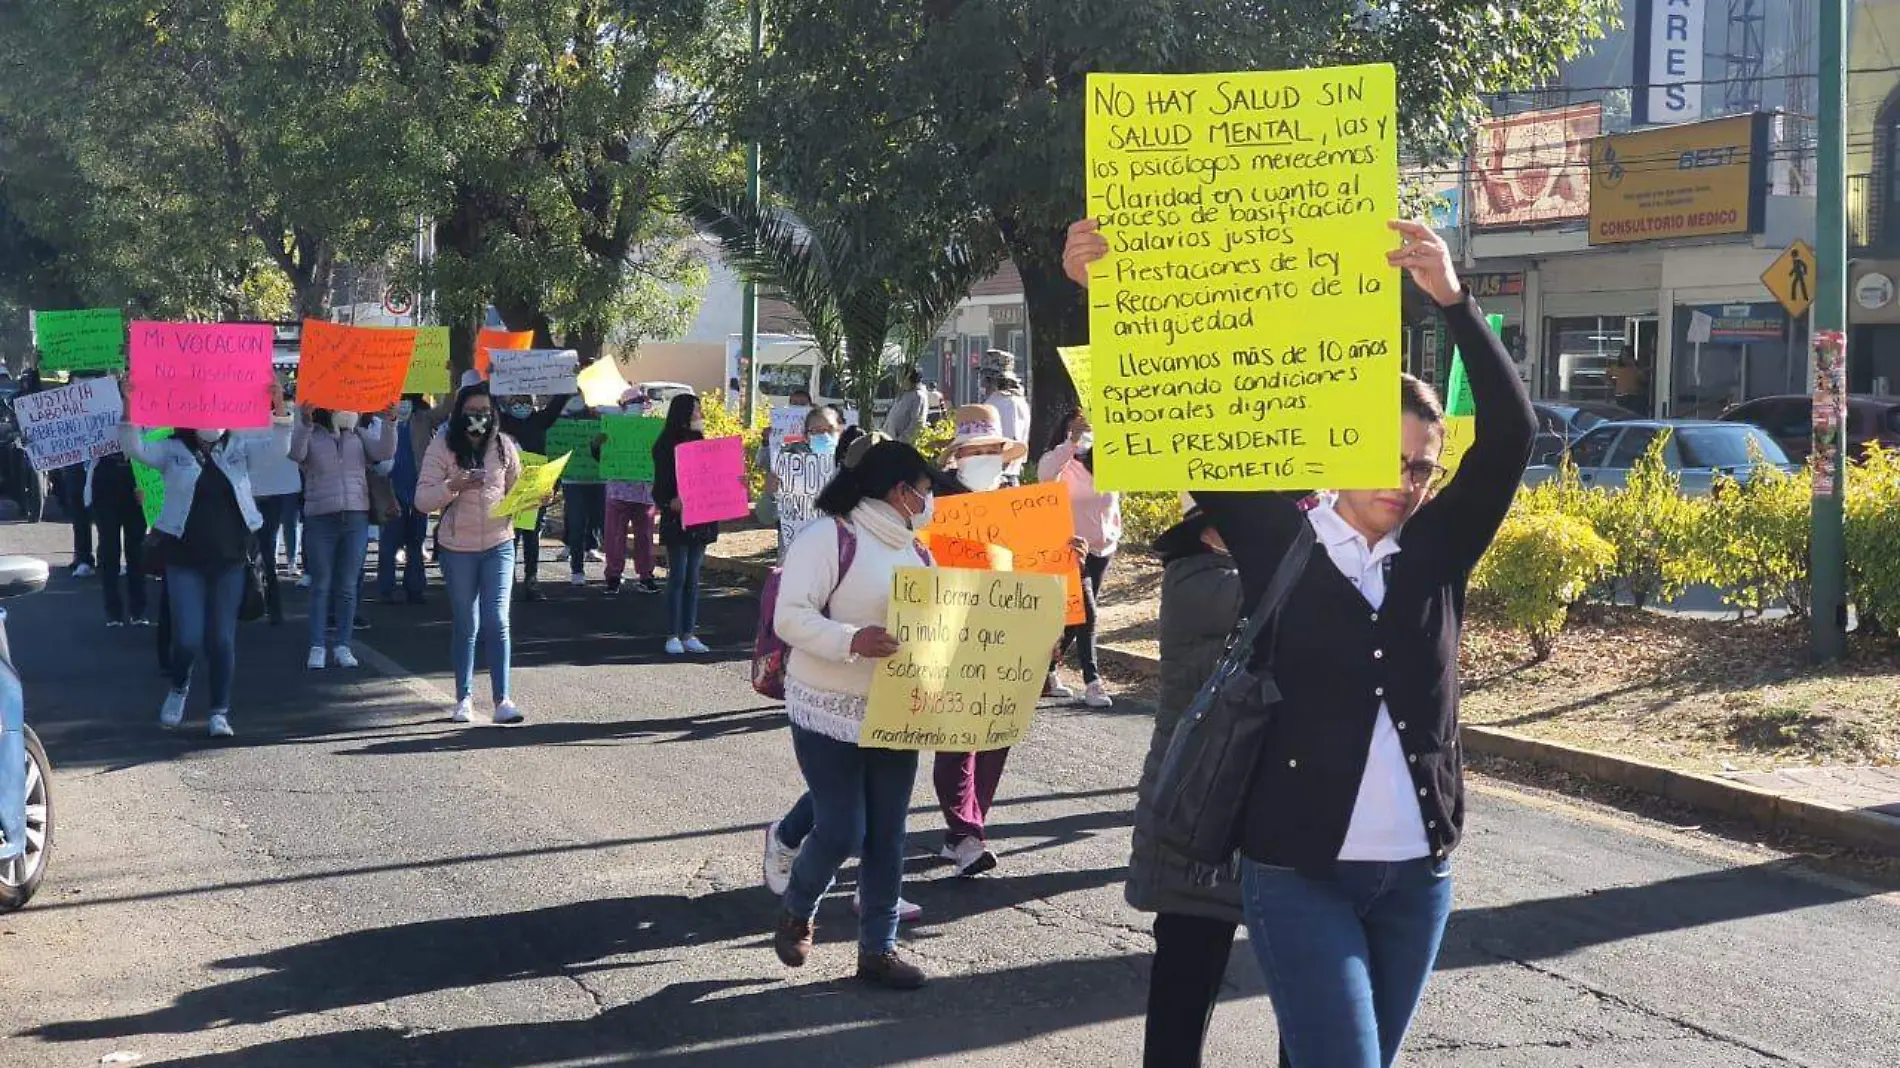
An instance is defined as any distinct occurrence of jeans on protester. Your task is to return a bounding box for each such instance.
[440,541,514,704]
[780,725,918,955]
[255,493,298,623]
[303,510,369,651]
[516,510,545,587]
[665,541,706,637]
[1241,857,1453,1068]
[378,504,430,602]
[603,498,656,583]
[59,468,94,567]
[777,792,816,848]
[1055,551,1112,684]
[95,500,148,622]
[564,483,604,572]
[934,747,1010,846]
[166,563,245,711]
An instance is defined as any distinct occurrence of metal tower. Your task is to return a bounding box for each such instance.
[1724,0,1767,112]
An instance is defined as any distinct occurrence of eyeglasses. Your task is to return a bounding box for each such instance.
[1401,458,1449,491]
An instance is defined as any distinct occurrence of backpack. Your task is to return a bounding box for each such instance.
[752,517,929,700]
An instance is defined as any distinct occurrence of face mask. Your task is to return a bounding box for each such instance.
[689,418,705,432]
[196,429,225,445]
[956,455,1006,492]
[809,432,838,457]
[1076,432,1095,451]
[906,487,935,531]
[563,397,586,416]
[509,403,532,420]
[466,413,493,434]
[332,411,360,433]
[397,401,415,421]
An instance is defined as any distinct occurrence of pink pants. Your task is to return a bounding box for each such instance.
[604,498,655,582]
[934,747,1011,846]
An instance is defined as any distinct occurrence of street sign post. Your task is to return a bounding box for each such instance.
[1763,239,1817,320]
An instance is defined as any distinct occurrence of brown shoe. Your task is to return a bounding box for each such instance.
[856,949,929,990]
[774,912,814,968]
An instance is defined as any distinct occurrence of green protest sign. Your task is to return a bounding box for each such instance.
[131,430,170,527]
[600,414,664,483]
[543,418,601,483]
[35,308,126,371]
[1442,314,1503,419]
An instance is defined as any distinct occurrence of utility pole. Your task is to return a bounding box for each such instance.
[1810,0,1848,662]
[739,0,764,425]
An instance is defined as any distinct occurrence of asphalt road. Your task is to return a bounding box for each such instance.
[2,517,1897,1067]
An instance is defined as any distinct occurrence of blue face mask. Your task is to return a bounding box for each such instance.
[809,432,839,457]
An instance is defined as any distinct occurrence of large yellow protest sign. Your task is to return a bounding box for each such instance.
[861,567,1066,752]
[1058,345,1094,415]
[511,451,555,530]
[492,451,569,519]
[1085,65,1401,491]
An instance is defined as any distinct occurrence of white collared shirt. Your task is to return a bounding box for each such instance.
[1306,496,1432,862]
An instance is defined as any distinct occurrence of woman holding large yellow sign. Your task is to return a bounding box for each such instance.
[1066,217,1534,1067]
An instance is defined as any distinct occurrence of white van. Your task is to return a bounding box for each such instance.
[736,336,905,418]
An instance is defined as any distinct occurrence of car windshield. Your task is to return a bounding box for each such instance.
[1675,426,1789,468]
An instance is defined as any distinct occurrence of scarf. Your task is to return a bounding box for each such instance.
[850,498,916,550]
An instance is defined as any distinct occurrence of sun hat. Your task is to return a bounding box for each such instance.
[939,403,1028,466]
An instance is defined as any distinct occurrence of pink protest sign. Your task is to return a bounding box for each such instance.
[677,436,752,526]
[129,322,274,429]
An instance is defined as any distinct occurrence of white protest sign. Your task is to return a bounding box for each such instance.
[773,449,835,546]
[16,377,124,471]
[489,348,580,397]
[769,405,811,461]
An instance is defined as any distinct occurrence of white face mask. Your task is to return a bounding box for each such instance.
[956,455,1005,492]
[1076,431,1095,451]
[564,396,586,416]
[196,428,226,445]
[906,487,935,531]
[332,411,360,433]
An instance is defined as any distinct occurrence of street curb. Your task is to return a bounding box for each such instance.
[700,552,772,583]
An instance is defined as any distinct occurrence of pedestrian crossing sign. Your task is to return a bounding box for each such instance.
[1762,240,1816,319]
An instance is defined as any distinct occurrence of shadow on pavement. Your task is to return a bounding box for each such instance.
[333,705,789,756]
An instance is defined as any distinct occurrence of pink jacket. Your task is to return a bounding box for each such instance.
[414,432,523,552]
[1038,441,1122,556]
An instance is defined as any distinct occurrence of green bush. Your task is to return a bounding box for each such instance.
[1586,437,1709,608]
[1705,461,1811,618]
[1120,491,1183,547]
[1846,443,1900,632]
[1471,511,1615,659]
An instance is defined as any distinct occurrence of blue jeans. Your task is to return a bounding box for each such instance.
[777,792,815,848]
[166,563,245,711]
[563,484,603,573]
[303,510,369,651]
[440,542,514,703]
[1241,858,1453,1068]
[782,725,918,954]
[378,504,430,600]
[665,541,706,637]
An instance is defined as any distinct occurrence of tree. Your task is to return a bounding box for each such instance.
[750,0,1618,454]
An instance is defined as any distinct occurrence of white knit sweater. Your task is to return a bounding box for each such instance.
[775,500,927,742]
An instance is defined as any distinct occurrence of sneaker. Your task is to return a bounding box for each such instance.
[774,912,815,968]
[664,637,685,656]
[207,712,234,739]
[586,548,605,563]
[306,646,327,670]
[493,699,524,725]
[637,577,662,595]
[683,636,710,654]
[521,584,544,602]
[450,698,473,724]
[353,615,370,631]
[763,821,800,896]
[71,563,95,578]
[131,616,152,627]
[296,574,311,589]
[1044,673,1075,699]
[852,890,924,923]
[856,950,929,991]
[331,646,360,670]
[1084,680,1114,708]
[569,573,587,587]
[554,547,572,562]
[942,837,998,877]
[604,578,623,595]
[107,617,126,628]
[158,688,188,729]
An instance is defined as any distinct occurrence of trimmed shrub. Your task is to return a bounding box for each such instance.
[1471,511,1615,659]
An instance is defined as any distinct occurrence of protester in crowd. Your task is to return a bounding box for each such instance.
[56,463,96,577]
[559,395,607,582]
[978,353,1031,487]
[927,404,1028,877]
[86,448,148,627]
[499,391,571,599]
[595,388,661,595]
[1038,407,1121,708]
[376,393,435,605]
[237,375,303,624]
[881,367,929,444]
[119,378,292,739]
[769,440,938,990]
[1066,217,1535,1068]
[415,382,525,725]
[769,404,844,556]
[292,403,397,670]
[759,386,815,495]
[653,393,718,656]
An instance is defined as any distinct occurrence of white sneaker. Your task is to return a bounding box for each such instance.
[158,689,188,729]
[450,698,473,724]
[586,549,605,563]
[763,821,800,896]
[306,646,327,670]
[852,890,923,923]
[296,574,311,589]
[331,646,359,669]
[569,573,587,587]
[942,837,998,877]
[71,563,95,578]
[493,699,524,725]
[1044,673,1074,699]
[683,636,710,654]
[664,637,685,656]
[1084,680,1114,708]
[207,712,234,739]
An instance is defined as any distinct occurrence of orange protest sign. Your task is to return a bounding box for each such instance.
[475,328,534,378]
[925,483,1085,625]
[297,319,416,411]
[927,535,1014,571]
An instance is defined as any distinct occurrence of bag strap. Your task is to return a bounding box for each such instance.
[820,518,857,616]
[1226,520,1317,665]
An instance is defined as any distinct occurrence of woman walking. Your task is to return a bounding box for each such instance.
[87,449,150,627]
[414,383,525,725]
[597,388,661,595]
[1038,408,1120,708]
[292,404,396,669]
[651,393,718,656]
[241,376,303,624]
[119,379,292,738]
[770,440,937,990]
[1066,218,1535,1067]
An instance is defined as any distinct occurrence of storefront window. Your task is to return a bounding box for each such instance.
[1542,316,1628,405]
[1670,304,1796,419]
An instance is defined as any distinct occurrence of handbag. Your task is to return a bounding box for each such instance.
[1149,522,1317,867]
[237,554,266,622]
[367,469,400,526]
[141,530,177,572]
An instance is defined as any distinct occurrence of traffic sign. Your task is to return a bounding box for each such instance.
[1762,240,1816,319]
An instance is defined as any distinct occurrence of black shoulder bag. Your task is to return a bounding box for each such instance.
[1149,522,1317,867]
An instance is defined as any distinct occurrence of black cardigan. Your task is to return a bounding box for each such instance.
[1198,291,1534,872]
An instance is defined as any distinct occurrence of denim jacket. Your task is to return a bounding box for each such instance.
[119,419,293,537]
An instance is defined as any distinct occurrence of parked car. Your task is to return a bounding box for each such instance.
[1522,420,1796,495]
[1719,394,1900,463]
[634,381,697,405]
[1530,401,1643,465]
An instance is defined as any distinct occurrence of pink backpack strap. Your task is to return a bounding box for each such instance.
[821,517,857,615]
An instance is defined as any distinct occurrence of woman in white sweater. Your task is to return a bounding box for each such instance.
[771,440,937,991]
